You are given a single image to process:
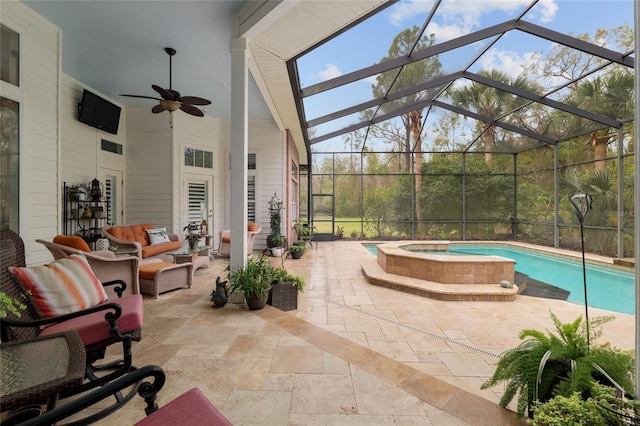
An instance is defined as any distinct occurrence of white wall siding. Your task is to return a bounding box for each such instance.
[124,107,173,229]
[2,2,60,264]
[60,77,125,185]
[173,113,221,237]
[220,118,284,250]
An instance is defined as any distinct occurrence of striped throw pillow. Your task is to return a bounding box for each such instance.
[8,254,108,318]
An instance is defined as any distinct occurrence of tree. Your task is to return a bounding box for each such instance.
[370,27,443,229]
[565,70,633,172]
[451,70,539,165]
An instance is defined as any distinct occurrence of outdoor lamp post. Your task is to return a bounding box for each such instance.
[569,192,593,348]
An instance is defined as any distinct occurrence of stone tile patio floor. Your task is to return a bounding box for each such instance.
[93,241,634,425]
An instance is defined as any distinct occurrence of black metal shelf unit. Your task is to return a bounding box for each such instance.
[63,182,110,249]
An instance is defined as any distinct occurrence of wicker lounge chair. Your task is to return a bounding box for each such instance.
[37,236,140,295]
[1,229,143,398]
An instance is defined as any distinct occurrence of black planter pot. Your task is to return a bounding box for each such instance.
[290,250,304,259]
[245,288,271,310]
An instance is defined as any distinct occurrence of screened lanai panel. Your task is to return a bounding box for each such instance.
[425,0,527,37]
[333,153,362,172]
[309,111,371,141]
[526,0,633,36]
[335,175,361,218]
[421,174,462,221]
[303,79,380,122]
[311,153,333,174]
[295,1,435,85]
[517,168,555,223]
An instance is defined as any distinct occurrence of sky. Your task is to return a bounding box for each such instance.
[295,0,634,153]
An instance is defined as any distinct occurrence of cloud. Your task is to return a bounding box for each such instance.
[478,49,536,78]
[387,0,435,26]
[530,0,558,23]
[318,64,342,81]
[387,0,558,32]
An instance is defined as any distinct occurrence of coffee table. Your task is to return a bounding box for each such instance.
[167,246,212,272]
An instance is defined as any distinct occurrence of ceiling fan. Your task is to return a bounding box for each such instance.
[120,47,211,117]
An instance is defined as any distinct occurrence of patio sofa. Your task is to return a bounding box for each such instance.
[101,224,182,263]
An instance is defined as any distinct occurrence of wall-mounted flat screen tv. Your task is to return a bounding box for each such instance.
[78,89,121,135]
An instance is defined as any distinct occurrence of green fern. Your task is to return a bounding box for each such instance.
[481,311,635,418]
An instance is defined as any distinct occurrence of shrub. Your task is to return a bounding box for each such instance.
[481,311,634,418]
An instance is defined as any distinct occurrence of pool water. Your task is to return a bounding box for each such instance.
[365,244,635,315]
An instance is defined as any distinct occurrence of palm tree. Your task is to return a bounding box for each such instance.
[566,70,633,172]
[451,70,539,165]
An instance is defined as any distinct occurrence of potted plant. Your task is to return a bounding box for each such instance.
[289,241,306,259]
[335,226,344,240]
[270,234,285,257]
[227,256,275,310]
[267,193,283,248]
[0,292,28,319]
[183,222,202,249]
[268,267,305,311]
[481,311,634,419]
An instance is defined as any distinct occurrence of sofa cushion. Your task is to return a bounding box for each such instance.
[108,226,137,243]
[41,294,144,346]
[247,222,260,232]
[141,241,181,258]
[138,262,176,280]
[131,224,153,246]
[53,235,92,252]
[8,254,108,318]
[108,224,155,246]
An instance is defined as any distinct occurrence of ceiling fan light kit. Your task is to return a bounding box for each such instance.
[120,47,211,117]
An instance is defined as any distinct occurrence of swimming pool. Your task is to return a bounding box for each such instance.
[365,243,635,315]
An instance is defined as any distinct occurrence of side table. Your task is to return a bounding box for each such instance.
[0,331,86,417]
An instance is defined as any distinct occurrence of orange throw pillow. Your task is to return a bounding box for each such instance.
[53,235,91,252]
[247,223,260,232]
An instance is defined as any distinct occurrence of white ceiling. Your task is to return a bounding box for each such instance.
[21,0,386,159]
[22,0,270,119]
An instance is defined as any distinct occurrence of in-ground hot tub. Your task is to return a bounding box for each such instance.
[376,241,515,284]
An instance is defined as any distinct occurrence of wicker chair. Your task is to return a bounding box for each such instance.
[217,223,262,257]
[36,237,140,296]
[0,229,143,398]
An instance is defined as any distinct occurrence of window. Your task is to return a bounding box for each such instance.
[187,182,206,223]
[101,139,122,155]
[184,148,213,169]
[291,160,299,223]
[0,25,20,231]
[247,153,256,223]
[1,25,19,86]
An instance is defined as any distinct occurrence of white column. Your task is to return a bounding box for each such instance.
[634,0,640,398]
[229,38,249,272]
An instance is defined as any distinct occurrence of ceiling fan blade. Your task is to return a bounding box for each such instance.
[120,94,162,101]
[181,96,211,106]
[152,84,173,100]
[151,104,166,114]
[180,103,204,117]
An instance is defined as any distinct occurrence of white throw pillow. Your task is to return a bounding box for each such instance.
[147,227,171,245]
